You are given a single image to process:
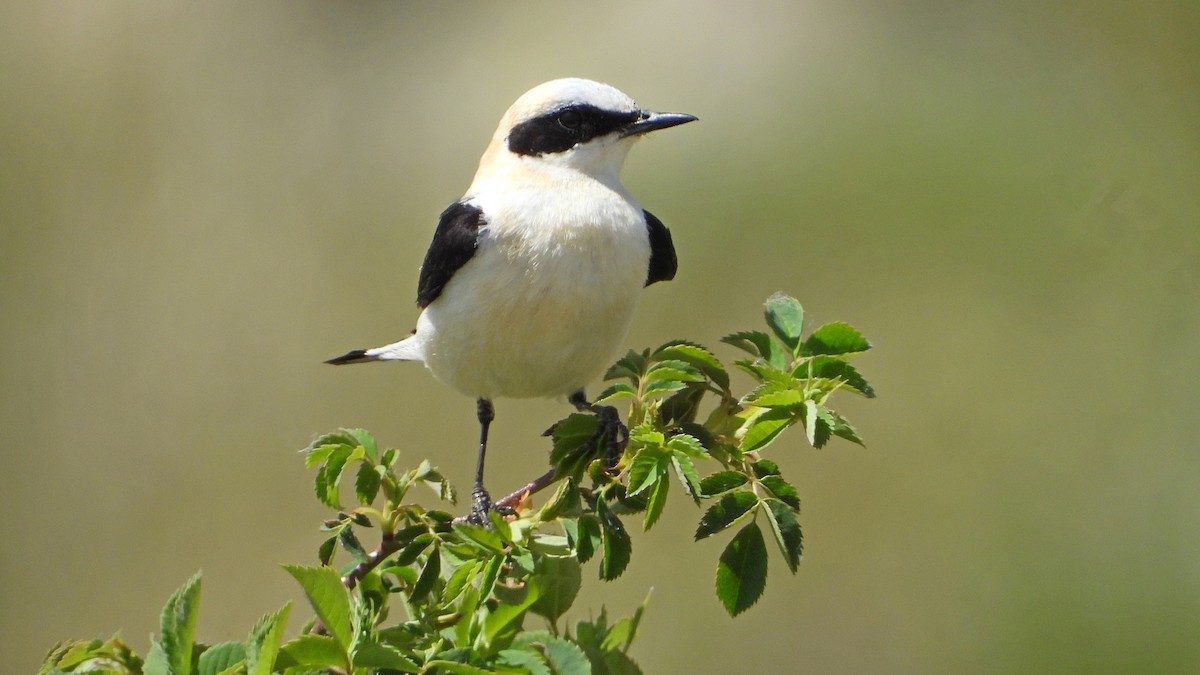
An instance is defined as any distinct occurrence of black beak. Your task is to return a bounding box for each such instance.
[620,111,698,138]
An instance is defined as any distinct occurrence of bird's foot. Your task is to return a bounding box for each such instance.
[587,404,629,473]
[470,484,517,526]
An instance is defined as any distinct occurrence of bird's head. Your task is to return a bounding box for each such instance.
[482,78,696,181]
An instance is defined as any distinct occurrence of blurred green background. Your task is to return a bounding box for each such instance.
[3,2,1198,673]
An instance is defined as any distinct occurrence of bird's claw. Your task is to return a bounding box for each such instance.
[469,485,516,526]
[588,404,629,472]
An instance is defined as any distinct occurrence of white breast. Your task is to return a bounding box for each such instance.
[415,172,650,400]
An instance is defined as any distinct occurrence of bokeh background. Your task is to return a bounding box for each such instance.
[3,2,1198,673]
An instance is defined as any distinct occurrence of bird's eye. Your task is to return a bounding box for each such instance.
[557,109,582,130]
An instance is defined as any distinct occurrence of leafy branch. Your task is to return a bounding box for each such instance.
[41,293,873,674]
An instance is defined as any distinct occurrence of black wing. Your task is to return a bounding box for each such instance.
[644,209,678,286]
[416,201,486,308]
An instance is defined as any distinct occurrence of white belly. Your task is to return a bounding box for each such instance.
[416,185,650,400]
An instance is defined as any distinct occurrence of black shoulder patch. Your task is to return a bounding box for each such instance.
[508,104,640,156]
[416,202,486,307]
[644,210,677,286]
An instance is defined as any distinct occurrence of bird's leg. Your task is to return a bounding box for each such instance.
[569,390,629,471]
[470,398,514,524]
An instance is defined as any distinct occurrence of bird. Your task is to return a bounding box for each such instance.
[326,78,696,522]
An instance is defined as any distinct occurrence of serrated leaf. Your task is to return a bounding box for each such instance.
[197,642,245,675]
[304,443,338,468]
[658,382,707,425]
[721,330,774,360]
[538,479,580,522]
[763,499,803,573]
[641,378,688,397]
[695,491,758,540]
[760,475,800,511]
[826,409,866,446]
[751,459,780,478]
[700,471,749,497]
[354,463,382,506]
[246,602,290,675]
[797,357,875,398]
[604,350,646,382]
[442,560,481,604]
[159,572,202,675]
[596,500,631,580]
[595,382,636,404]
[498,648,552,675]
[409,545,441,602]
[550,413,601,478]
[315,444,353,509]
[423,661,494,674]
[653,341,730,392]
[530,556,582,623]
[765,293,805,354]
[804,400,820,447]
[278,634,344,669]
[482,576,543,647]
[574,515,601,564]
[394,534,433,567]
[281,565,352,658]
[338,527,367,562]
[477,552,504,601]
[643,475,669,530]
[803,321,871,356]
[669,453,702,504]
[452,522,505,554]
[645,359,705,383]
[746,382,805,408]
[352,642,419,672]
[541,637,592,675]
[739,407,797,452]
[715,522,768,616]
[626,446,667,497]
[344,428,378,463]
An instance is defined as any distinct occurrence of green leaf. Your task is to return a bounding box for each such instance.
[626,446,667,497]
[827,409,866,446]
[197,642,245,675]
[441,559,481,604]
[764,293,805,354]
[338,527,367,562]
[745,381,805,408]
[643,475,669,530]
[246,602,290,675]
[603,589,652,654]
[721,330,774,361]
[422,661,494,674]
[669,453,702,504]
[477,552,504,600]
[653,341,730,392]
[803,321,871,356]
[700,471,749,497]
[763,499,804,573]
[715,522,769,617]
[797,357,875,398]
[498,648,553,675]
[344,428,378,463]
[482,576,543,647]
[452,522,505,555]
[314,444,353,509]
[645,359,705,383]
[739,407,797,452]
[550,413,601,478]
[595,382,636,403]
[596,500,631,580]
[354,463,382,505]
[159,572,202,675]
[641,378,688,397]
[541,638,592,675]
[695,490,758,540]
[573,515,602,565]
[666,433,707,458]
[352,642,419,673]
[394,533,434,566]
[409,545,441,602]
[802,400,833,449]
[760,475,800,511]
[604,350,646,382]
[538,479,580,522]
[281,565,352,658]
[751,459,780,478]
[530,556,582,623]
[277,634,345,669]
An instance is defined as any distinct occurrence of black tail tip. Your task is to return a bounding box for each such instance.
[325,349,369,365]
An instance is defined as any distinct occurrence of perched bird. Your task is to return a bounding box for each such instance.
[327,78,696,522]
